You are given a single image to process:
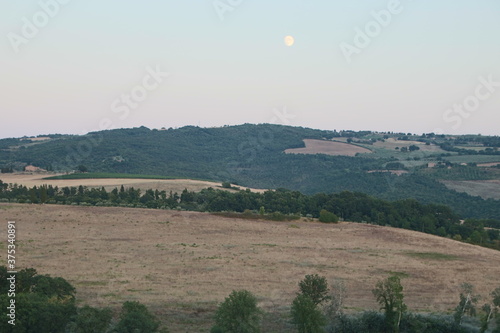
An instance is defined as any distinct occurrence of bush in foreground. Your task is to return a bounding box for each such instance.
[212,290,262,333]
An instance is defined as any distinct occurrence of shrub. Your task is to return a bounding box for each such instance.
[400,313,471,333]
[213,290,262,333]
[113,301,161,333]
[319,210,339,223]
[67,305,112,333]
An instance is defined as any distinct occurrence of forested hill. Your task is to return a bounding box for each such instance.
[1,124,500,219]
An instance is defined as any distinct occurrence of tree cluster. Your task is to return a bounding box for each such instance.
[0,181,498,250]
[213,274,500,333]
[0,267,166,333]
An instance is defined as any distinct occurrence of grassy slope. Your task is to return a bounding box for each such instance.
[4,203,500,333]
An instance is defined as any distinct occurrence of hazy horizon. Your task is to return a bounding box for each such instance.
[2,122,500,141]
[2,1,499,139]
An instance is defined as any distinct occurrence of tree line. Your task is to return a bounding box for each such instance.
[0,267,166,333]
[2,267,499,332]
[0,180,499,250]
[214,274,500,333]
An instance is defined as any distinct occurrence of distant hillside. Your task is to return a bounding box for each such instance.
[1,124,499,219]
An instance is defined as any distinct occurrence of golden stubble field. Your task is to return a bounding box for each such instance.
[0,173,266,193]
[285,139,372,156]
[1,203,499,331]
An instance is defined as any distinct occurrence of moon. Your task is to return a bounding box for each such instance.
[284,35,295,47]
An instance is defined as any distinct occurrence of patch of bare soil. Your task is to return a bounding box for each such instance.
[285,139,372,156]
[22,137,51,142]
[478,162,500,167]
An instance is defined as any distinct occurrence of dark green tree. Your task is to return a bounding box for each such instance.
[40,185,48,204]
[67,305,113,333]
[32,275,76,301]
[213,290,262,333]
[113,301,161,333]
[372,275,407,333]
[290,294,326,333]
[298,274,330,306]
[319,210,339,223]
[0,266,77,333]
[0,179,7,192]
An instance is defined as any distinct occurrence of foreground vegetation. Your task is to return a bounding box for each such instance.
[0,180,498,250]
[286,274,500,333]
[2,267,499,333]
[0,267,167,333]
[214,274,500,333]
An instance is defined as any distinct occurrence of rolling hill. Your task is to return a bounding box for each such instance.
[2,203,500,332]
[1,124,499,219]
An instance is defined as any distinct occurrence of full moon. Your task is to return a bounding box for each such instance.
[284,35,295,47]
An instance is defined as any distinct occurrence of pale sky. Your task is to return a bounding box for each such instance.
[1,0,499,139]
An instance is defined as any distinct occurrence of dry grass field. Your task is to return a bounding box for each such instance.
[285,139,372,156]
[478,162,500,167]
[0,173,265,194]
[1,203,499,331]
[442,179,500,200]
[21,136,51,142]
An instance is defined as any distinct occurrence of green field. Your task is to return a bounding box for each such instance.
[355,143,451,166]
[443,155,500,164]
[418,165,500,181]
[442,180,500,200]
